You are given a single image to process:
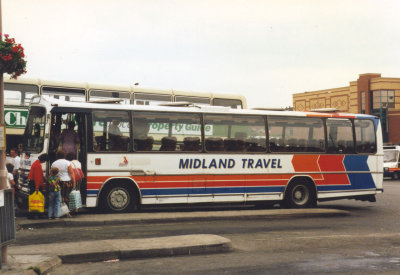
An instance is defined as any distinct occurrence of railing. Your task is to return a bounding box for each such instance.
[0,189,16,269]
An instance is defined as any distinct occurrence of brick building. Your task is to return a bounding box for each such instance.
[292,73,400,144]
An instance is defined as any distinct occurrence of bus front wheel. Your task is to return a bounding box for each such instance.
[284,181,316,208]
[392,172,399,180]
[101,183,136,213]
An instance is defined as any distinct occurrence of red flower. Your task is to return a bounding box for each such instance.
[0,34,27,79]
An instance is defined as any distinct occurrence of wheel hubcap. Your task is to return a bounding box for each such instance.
[292,185,309,205]
[108,188,129,210]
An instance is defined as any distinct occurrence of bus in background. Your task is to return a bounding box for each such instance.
[16,96,383,211]
[4,78,246,151]
[383,145,400,180]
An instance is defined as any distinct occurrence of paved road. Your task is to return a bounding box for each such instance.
[15,180,400,274]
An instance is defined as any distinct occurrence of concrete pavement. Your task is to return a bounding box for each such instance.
[2,207,349,274]
[4,235,232,275]
[17,207,349,229]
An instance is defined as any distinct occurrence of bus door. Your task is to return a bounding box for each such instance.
[49,109,89,203]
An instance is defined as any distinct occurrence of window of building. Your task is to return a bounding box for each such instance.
[360,92,366,114]
[372,90,395,110]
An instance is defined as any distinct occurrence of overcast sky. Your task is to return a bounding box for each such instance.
[2,0,400,108]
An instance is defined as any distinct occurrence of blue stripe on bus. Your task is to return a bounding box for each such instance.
[141,186,285,196]
[343,155,370,171]
[343,155,376,189]
[317,184,376,191]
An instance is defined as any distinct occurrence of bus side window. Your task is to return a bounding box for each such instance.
[133,111,202,153]
[204,114,265,154]
[355,119,376,154]
[92,110,131,152]
[326,118,353,154]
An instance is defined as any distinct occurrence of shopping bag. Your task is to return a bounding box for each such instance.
[28,191,44,213]
[57,202,70,217]
[72,162,84,181]
[68,189,82,211]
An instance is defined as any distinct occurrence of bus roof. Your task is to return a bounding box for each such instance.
[6,77,246,106]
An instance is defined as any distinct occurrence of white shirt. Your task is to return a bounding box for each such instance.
[108,123,121,136]
[6,155,21,171]
[12,155,21,170]
[51,159,71,181]
[7,172,13,189]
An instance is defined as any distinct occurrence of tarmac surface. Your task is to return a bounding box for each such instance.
[1,207,349,275]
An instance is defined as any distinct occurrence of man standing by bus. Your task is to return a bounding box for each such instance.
[9,148,21,183]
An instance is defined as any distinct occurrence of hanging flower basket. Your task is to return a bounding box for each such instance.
[0,34,27,79]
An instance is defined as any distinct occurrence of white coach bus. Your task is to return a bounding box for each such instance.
[16,96,383,211]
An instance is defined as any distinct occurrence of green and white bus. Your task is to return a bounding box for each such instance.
[4,78,246,151]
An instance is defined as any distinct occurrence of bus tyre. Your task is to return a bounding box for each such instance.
[392,172,399,180]
[284,181,316,208]
[101,183,135,213]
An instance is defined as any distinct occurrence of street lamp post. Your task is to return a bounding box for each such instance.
[0,0,9,265]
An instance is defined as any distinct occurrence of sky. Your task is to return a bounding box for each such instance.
[2,0,400,108]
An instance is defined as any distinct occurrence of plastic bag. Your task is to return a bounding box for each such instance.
[68,190,82,211]
[58,202,70,217]
[29,191,44,213]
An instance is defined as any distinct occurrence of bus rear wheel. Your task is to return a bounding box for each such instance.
[392,172,399,180]
[101,183,136,213]
[284,181,316,208]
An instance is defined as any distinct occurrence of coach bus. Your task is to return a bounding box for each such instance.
[3,78,246,151]
[16,96,383,211]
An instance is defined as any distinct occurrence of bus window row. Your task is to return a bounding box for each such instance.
[90,110,377,154]
[4,82,244,109]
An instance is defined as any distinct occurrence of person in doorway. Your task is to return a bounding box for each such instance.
[51,150,75,217]
[60,121,80,156]
[47,167,61,219]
